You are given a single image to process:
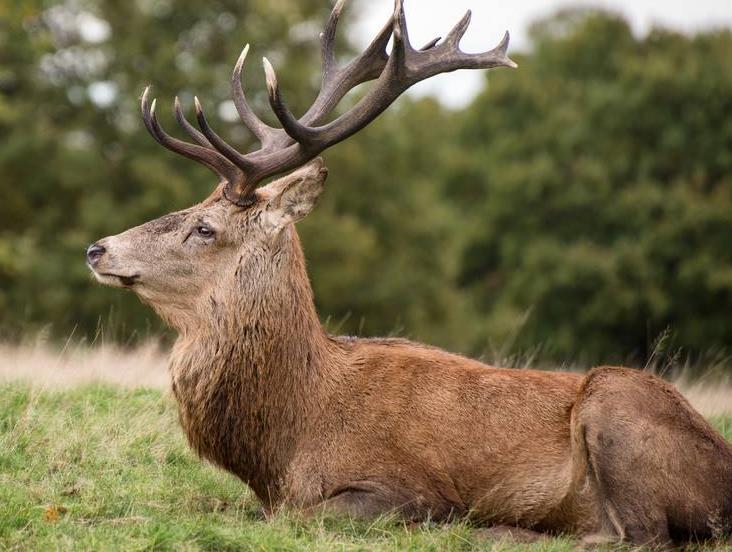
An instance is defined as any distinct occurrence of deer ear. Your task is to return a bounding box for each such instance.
[263,160,328,230]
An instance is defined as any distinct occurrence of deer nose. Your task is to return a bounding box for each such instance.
[86,243,106,266]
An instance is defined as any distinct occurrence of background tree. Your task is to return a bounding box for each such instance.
[453,10,732,364]
[0,0,343,340]
[1,2,731,369]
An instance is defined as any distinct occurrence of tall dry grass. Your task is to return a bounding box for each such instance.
[0,341,168,389]
[0,342,730,415]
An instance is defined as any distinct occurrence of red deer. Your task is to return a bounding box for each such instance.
[87,0,732,546]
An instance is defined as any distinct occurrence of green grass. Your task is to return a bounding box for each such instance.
[0,384,730,551]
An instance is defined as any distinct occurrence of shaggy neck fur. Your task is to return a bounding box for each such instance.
[168,227,338,504]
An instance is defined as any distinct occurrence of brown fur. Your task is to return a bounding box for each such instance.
[89,160,732,546]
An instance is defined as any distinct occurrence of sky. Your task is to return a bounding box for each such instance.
[354,0,732,107]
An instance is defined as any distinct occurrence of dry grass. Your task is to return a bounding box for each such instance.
[0,341,168,389]
[0,342,730,415]
[678,380,732,417]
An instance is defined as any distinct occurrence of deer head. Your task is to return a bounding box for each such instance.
[87,0,516,332]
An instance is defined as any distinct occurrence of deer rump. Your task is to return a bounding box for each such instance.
[87,0,732,547]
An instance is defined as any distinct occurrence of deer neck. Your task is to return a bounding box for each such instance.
[168,227,337,503]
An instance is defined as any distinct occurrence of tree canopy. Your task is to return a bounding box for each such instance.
[1,1,731,368]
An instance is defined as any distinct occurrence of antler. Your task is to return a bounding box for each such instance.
[141,0,516,206]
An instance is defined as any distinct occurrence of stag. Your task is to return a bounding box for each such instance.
[87,0,732,545]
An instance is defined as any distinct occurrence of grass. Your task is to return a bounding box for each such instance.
[1,345,731,550]
[0,383,585,551]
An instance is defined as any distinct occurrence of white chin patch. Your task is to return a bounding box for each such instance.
[92,271,132,288]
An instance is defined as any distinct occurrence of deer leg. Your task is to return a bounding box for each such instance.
[574,366,732,547]
[305,489,400,520]
[573,369,673,548]
[300,480,431,521]
[581,441,672,548]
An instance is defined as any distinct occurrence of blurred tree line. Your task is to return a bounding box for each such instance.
[1,1,731,367]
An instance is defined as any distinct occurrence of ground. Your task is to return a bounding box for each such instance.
[1,345,731,550]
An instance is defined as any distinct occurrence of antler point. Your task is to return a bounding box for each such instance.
[499,30,510,49]
[233,46,250,80]
[334,0,347,15]
[237,44,250,65]
[393,0,405,19]
[262,57,277,92]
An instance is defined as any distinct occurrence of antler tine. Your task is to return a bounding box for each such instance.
[174,96,212,148]
[193,97,259,177]
[432,29,517,71]
[301,6,393,126]
[231,44,279,147]
[320,0,347,81]
[263,58,319,148]
[445,10,471,47]
[140,87,243,187]
[469,30,517,69]
[346,16,394,81]
[391,0,412,68]
[420,37,442,51]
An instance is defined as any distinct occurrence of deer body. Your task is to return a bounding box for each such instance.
[88,1,732,545]
[166,222,596,530]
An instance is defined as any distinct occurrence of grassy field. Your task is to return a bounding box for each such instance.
[1,346,731,551]
[0,383,570,551]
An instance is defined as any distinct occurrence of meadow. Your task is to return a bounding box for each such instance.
[1,344,732,551]
[3,2,731,549]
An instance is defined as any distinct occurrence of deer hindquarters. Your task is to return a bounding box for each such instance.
[573,366,732,546]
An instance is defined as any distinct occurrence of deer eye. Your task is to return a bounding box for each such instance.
[195,225,215,238]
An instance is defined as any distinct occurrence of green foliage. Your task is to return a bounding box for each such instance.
[303,98,477,350]
[1,2,731,365]
[452,12,732,363]
[0,0,337,341]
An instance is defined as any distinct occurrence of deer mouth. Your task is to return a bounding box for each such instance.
[94,271,140,287]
